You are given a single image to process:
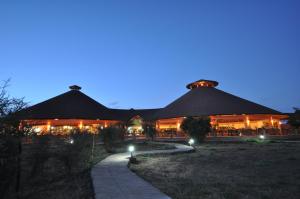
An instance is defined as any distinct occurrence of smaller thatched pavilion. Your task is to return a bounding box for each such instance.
[18,85,120,134]
[155,79,287,137]
[18,85,160,135]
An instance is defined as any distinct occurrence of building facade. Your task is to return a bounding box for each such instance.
[18,80,288,137]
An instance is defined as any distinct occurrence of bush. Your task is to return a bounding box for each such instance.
[142,122,157,141]
[30,135,52,177]
[288,109,300,134]
[0,135,21,199]
[0,79,27,136]
[60,130,96,173]
[99,126,124,153]
[181,117,211,142]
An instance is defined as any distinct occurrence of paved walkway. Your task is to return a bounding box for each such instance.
[91,143,193,199]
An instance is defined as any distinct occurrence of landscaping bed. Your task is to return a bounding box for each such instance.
[1,136,175,199]
[130,142,300,199]
[114,141,176,153]
[2,135,108,199]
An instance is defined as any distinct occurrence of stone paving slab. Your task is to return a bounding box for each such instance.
[91,143,193,199]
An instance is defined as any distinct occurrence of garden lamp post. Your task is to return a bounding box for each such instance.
[259,134,265,140]
[188,138,195,146]
[128,145,135,158]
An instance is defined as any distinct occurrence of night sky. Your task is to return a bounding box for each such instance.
[0,0,299,112]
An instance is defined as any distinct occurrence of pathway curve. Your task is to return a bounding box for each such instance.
[91,143,193,199]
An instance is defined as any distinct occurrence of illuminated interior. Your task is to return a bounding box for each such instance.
[22,119,119,135]
[19,81,290,137]
[186,79,218,89]
[156,114,288,136]
[127,116,144,136]
[210,114,285,130]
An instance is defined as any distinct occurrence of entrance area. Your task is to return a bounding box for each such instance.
[126,116,144,137]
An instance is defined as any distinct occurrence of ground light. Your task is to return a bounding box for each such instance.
[69,138,74,144]
[188,138,195,146]
[259,134,265,140]
[128,145,138,164]
[65,137,74,144]
[128,145,135,158]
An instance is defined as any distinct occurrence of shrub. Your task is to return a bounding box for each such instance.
[60,130,95,173]
[288,109,300,134]
[0,134,21,198]
[99,125,124,153]
[0,79,27,136]
[142,122,157,141]
[181,117,211,142]
[30,135,51,177]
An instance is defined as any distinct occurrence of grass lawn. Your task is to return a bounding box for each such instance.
[114,141,176,153]
[2,136,174,199]
[130,142,300,199]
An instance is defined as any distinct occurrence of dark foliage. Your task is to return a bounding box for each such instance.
[99,125,125,152]
[0,135,21,199]
[288,109,300,133]
[181,116,211,142]
[30,135,52,177]
[0,79,28,135]
[0,79,28,198]
[142,122,157,141]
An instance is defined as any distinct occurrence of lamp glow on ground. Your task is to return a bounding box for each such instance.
[188,138,195,146]
[66,138,74,144]
[69,139,74,144]
[259,135,265,139]
[128,145,135,158]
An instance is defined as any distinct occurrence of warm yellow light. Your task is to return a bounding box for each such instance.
[79,121,83,129]
[34,127,41,133]
[270,117,274,126]
[47,122,51,131]
[177,122,180,130]
[246,116,250,126]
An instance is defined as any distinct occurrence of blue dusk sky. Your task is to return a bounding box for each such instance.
[0,0,299,112]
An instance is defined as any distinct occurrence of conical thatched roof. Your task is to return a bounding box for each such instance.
[18,86,161,121]
[156,80,281,119]
[18,86,115,120]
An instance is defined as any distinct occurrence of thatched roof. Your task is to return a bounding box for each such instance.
[18,85,161,121]
[18,86,115,120]
[18,80,283,122]
[156,86,282,119]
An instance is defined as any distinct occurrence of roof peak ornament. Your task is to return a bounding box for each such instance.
[186,79,218,89]
[69,85,82,91]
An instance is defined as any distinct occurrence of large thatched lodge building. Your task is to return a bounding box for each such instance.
[19,80,288,137]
